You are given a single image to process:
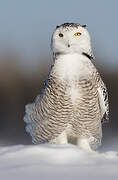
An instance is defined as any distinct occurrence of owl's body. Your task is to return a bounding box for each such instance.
[24,23,109,152]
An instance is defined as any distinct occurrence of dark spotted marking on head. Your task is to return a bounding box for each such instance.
[56,23,80,29]
[56,25,60,29]
[82,25,87,28]
[56,23,87,29]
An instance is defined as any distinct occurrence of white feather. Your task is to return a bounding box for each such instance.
[54,53,93,102]
[54,53,92,81]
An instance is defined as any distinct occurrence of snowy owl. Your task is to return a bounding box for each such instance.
[24,23,109,153]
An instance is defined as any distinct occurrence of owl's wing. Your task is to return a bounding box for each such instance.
[98,77,109,123]
[24,75,71,144]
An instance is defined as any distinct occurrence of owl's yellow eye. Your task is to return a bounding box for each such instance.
[74,32,81,36]
[59,33,63,37]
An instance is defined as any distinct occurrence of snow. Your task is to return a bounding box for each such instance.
[0,144,118,180]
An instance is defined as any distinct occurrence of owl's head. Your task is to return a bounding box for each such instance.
[51,23,94,59]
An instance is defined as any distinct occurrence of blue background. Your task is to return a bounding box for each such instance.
[0,0,117,70]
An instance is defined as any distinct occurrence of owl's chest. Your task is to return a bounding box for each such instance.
[65,76,97,104]
[54,54,93,82]
[66,85,82,103]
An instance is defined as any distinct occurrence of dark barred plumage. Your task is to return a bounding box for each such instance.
[24,73,73,144]
[100,82,109,123]
[24,63,109,149]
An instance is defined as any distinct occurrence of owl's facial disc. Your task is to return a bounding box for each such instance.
[51,23,94,59]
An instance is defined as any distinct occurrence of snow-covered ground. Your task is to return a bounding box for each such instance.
[0,144,118,180]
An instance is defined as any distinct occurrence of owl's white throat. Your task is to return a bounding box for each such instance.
[53,53,91,82]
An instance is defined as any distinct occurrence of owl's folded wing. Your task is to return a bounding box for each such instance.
[98,78,109,123]
[24,76,71,144]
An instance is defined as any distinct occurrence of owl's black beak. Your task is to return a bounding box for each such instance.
[68,44,70,47]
